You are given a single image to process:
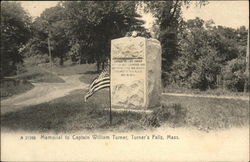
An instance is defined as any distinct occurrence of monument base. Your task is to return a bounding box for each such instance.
[104,105,162,114]
[104,108,153,114]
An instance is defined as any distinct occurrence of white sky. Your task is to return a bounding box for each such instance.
[20,1,58,17]
[20,1,249,29]
[182,1,249,28]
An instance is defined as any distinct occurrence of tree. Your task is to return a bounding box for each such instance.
[63,1,148,71]
[170,19,221,89]
[143,1,207,73]
[1,2,31,76]
[169,17,248,91]
[22,2,148,70]
[140,1,208,89]
[24,5,70,66]
[223,57,247,92]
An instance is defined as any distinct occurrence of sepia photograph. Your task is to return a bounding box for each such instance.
[1,0,249,161]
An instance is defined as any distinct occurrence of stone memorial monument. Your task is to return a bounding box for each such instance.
[111,37,162,110]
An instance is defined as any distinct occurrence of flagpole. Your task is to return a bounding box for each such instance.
[109,87,112,125]
[109,60,112,125]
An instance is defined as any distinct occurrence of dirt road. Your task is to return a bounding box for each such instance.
[1,75,88,114]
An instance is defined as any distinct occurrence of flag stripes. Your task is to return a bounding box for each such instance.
[90,76,110,89]
[91,80,110,91]
[84,84,110,101]
[84,63,110,102]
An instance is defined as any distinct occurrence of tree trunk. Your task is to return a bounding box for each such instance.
[101,61,105,70]
[60,55,64,66]
[96,61,100,72]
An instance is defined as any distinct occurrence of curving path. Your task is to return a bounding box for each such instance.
[1,75,88,114]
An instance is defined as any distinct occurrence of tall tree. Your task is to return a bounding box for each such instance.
[1,2,31,76]
[170,18,248,91]
[23,2,148,70]
[63,1,147,70]
[28,5,69,66]
[143,1,207,78]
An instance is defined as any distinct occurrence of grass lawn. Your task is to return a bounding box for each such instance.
[42,63,100,85]
[44,63,100,84]
[1,78,34,99]
[1,87,249,133]
[1,63,98,100]
[162,95,249,131]
[17,65,64,83]
[1,65,64,99]
[79,72,99,85]
[1,89,145,133]
[43,63,97,76]
[163,84,248,97]
[40,63,101,84]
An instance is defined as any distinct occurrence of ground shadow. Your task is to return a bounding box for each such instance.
[83,71,100,74]
[1,103,145,133]
[0,90,144,133]
[1,90,189,133]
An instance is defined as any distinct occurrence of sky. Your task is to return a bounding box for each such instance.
[182,1,249,28]
[20,1,249,29]
[20,1,58,17]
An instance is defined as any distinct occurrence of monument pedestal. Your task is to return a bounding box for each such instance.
[111,37,162,110]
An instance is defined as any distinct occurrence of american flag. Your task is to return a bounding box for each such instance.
[84,63,110,102]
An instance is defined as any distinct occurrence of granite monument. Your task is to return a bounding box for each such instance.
[110,37,162,110]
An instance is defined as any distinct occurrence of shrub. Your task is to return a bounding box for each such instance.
[140,104,187,128]
[25,55,50,66]
[1,78,34,98]
[223,57,248,92]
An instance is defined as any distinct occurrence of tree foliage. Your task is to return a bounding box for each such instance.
[169,17,248,91]
[1,2,31,76]
[62,1,148,70]
[24,1,148,70]
[2,1,247,92]
[24,5,69,66]
[223,57,248,92]
[144,1,207,73]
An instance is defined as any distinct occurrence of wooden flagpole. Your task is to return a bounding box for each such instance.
[109,59,112,125]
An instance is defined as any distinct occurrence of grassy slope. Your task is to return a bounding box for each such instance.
[1,89,144,133]
[50,63,100,84]
[1,88,248,133]
[163,84,248,97]
[44,63,97,76]
[1,65,64,99]
[1,63,97,100]
[1,78,34,99]
[42,63,99,85]
[17,66,64,83]
[162,95,249,131]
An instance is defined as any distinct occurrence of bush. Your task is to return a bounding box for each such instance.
[223,58,248,92]
[25,55,50,66]
[1,78,34,99]
[140,104,187,128]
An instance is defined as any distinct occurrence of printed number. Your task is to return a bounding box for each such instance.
[25,136,36,140]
